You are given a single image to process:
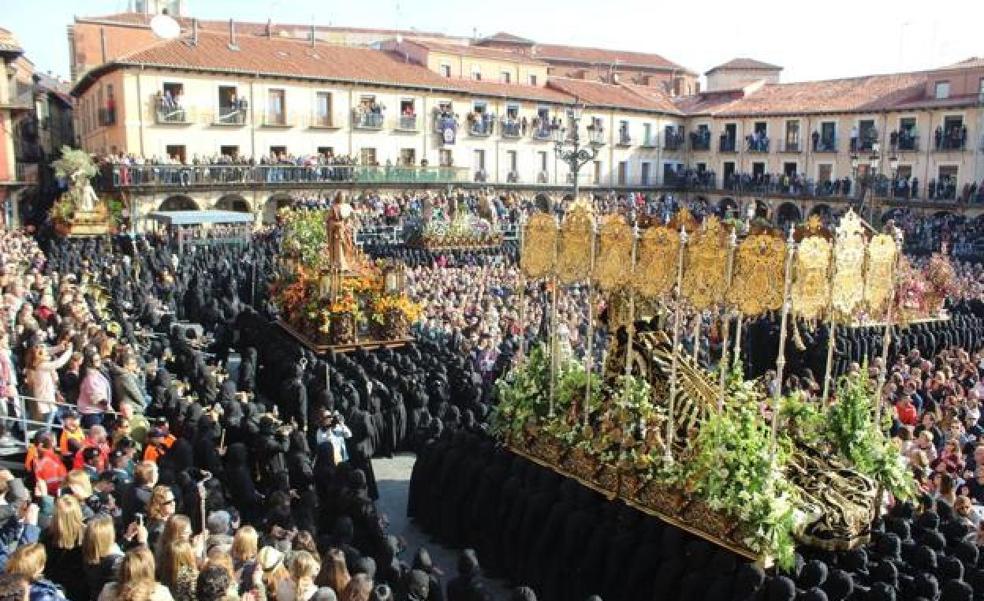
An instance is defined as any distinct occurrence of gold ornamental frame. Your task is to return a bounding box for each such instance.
[521,213,558,279]
[729,232,787,316]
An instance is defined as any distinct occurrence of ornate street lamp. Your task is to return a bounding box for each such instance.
[553,102,599,205]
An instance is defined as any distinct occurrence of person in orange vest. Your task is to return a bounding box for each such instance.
[143,427,175,464]
[59,410,85,464]
[73,424,111,472]
[33,432,67,495]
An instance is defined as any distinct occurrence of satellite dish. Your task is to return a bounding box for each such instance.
[150,14,181,40]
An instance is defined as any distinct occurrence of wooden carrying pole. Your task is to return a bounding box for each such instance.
[547,215,561,418]
[821,242,838,403]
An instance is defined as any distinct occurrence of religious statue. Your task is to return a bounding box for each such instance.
[324,193,359,272]
[51,146,102,215]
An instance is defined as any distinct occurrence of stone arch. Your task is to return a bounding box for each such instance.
[881,207,906,224]
[809,204,832,218]
[263,194,293,224]
[214,194,251,213]
[776,202,801,225]
[158,195,199,212]
[717,197,738,217]
[753,199,770,220]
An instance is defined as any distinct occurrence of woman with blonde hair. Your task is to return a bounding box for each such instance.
[43,495,88,601]
[315,549,350,596]
[6,543,67,601]
[97,546,173,601]
[83,515,124,601]
[153,515,196,575]
[159,540,198,601]
[276,551,320,601]
[146,488,179,551]
[257,547,290,598]
[231,526,259,596]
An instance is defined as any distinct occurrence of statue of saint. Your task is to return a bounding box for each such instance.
[74,170,101,212]
[324,193,358,272]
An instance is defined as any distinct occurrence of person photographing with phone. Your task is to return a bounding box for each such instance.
[315,410,351,465]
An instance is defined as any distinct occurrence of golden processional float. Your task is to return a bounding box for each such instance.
[493,203,917,567]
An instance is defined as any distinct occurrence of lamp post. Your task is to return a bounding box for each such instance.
[888,154,900,199]
[553,102,599,206]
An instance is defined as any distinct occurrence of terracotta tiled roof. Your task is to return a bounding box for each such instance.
[72,31,612,108]
[937,57,984,71]
[546,77,681,114]
[708,72,927,117]
[672,90,745,116]
[476,32,535,45]
[618,82,684,114]
[0,27,23,56]
[705,58,782,75]
[404,39,548,65]
[533,44,694,75]
[77,13,453,39]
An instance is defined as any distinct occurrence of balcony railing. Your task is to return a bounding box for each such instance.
[433,115,457,134]
[216,106,247,125]
[850,136,878,152]
[353,112,385,129]
[309,113,335,128]
[97,164,471,189]
[155,107,188,124]
[746,137,770,153]
[719,137,737,152]
[892,132,919,152]
[779,141,801,153]
[664,133,684,151]
[396,115,418,131]
[588,129,605,145]
[934,135,967,151]
[690,136,711,151]
[641,135,658,148]
[501,119,522,138]
[617,131,631,146]
[506,170,520,183]
[532,125,554,141]
[98,108,116,127]
[469,119,494,137]
[812,137,837,153]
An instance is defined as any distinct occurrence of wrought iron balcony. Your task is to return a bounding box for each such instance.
[779,141,801,153]
[216,106,247,125]
[353,112,385,129]
[501,119,522,138]
[812,137,837,153]
[155,106,189,124]
[719,137,737,152]
[396,115,418,131]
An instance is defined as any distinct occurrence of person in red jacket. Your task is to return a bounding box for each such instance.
[32,433,67,495]
[895,394,919,427]
[72,425,110,472]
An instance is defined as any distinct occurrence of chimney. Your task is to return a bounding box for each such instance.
[228,19,238,50]
[191,18,199,45]
[310,24,316,47]
[266,18,272,38]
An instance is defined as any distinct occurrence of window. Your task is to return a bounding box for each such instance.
[619,120,630,144]
[507,150,518,173]
[220,145,239,159]
[539,151,548,172]
[528,74,537,86]
[617,162,627,185]
[593,161,601,184]
[818,121,836,151]
[473,149,485,171]
[440,64,451,78]
[818,164,833,183]
[935,81,950,99]
[398,99,416,129]
[314,92,333,127]
[754,122,767,135]
[399,148,416,166]
[267,89,286,125]
[269,145,287,157]
[643,123,653,146]
[165,145,186,163]
[752,162,765,178]
[785,120,800,150]
[500,71,511,84]
[471,66,481,81]
[723,161,736,182]
[216,86,244,124]
[641,162,651,186]
[360,148,377,166]
[783,162,797,176]
[317,146,334,158]
[158,82,186,122]
[979,77,984,95]
[439,149,453,167]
